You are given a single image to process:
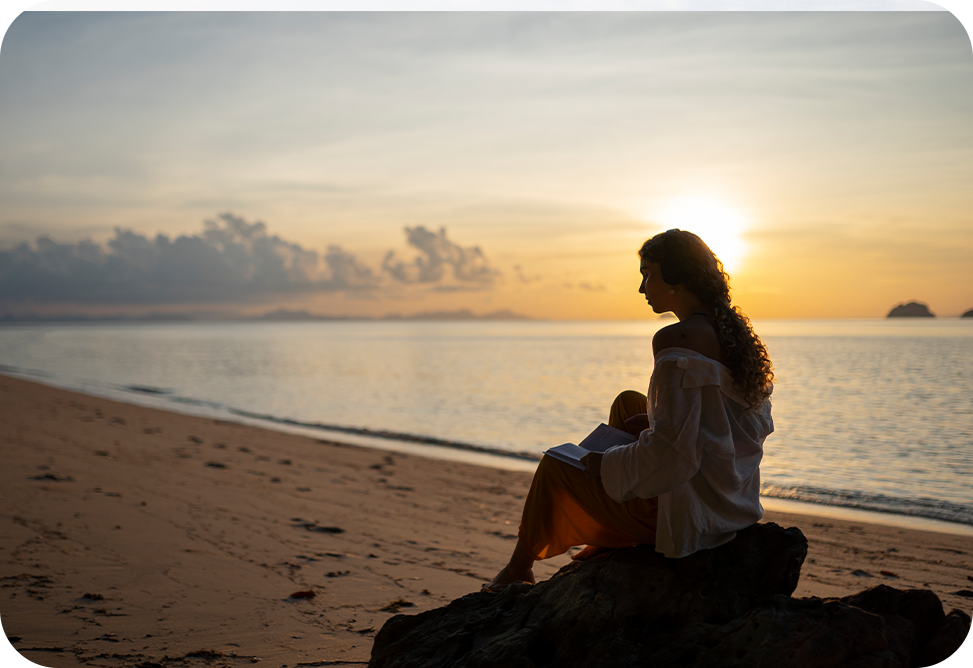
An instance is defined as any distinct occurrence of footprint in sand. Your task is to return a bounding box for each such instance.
[292,520,345,534]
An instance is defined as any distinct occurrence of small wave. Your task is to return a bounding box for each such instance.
[169,395,226,410]
[122,385,225,411]
[0,363,53,379]
[121,384,173,396]
[761,483,973,526]
[228,407,542,462]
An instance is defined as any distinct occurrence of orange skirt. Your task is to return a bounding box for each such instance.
[518,390,659,561]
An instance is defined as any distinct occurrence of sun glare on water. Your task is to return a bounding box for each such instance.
[655,198,749,274]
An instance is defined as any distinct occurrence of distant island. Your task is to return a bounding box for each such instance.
[886,302,934,318]
[963,309,973,319]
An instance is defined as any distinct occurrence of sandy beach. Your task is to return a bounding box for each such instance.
[2,373,971,667]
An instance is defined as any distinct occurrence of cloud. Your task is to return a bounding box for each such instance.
[382,226,500,286]
[0,216,506,306]
[561,281,607,292]
[0,213,379,304]
[513,264,541,285]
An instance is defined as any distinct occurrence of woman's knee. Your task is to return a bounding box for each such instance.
[612,390,646,409]
[609,390,647,428]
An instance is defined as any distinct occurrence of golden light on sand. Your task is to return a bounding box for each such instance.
[655,197,749,274]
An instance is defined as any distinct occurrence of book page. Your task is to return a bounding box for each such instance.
[544,443,588,469]
[543,424,636,470]
[577,423,637,453]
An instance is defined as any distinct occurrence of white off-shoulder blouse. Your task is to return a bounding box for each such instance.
[600,347,774,558]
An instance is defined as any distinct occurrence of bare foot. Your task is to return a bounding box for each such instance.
[481,566,535,593]
[571,545,615,561]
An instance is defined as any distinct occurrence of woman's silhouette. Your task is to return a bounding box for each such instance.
[484,229,775,591]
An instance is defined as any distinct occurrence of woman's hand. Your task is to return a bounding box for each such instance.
[581,452,603,479]
[624,413,650,435]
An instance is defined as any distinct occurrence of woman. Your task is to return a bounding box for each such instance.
[483,229,775,592]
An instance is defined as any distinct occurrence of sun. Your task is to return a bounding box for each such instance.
[654,197,749,274]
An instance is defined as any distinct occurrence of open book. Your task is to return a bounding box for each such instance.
[544,423,637,470]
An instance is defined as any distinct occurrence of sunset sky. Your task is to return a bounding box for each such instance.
[1,6,971,319]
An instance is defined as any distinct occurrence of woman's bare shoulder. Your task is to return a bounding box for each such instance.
[652,320,723,363]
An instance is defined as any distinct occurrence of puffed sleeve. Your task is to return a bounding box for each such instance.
[600,359,704,503]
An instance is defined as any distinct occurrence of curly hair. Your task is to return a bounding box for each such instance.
[639,229,774,407]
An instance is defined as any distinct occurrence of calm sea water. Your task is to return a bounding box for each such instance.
[2,319,971,526]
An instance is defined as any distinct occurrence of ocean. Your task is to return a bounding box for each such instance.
[2,318,971,529]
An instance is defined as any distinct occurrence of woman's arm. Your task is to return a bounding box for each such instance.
[624,413,650,434]
[600,359,706,502]
[580,451,603,479]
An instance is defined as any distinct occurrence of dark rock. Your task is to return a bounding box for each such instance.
[370,523,806,668]
[368,523,970,668]
[887,302,935,318]
[917,609,973,667]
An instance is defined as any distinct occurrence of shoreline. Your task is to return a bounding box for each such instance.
[3,370,972,537]
[2,373,972,666]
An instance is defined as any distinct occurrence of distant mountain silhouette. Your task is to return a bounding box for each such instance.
[390,309,529,321]
[258,309,316,321]
[253,308,530,322]
[962,309,973,319]
[0,311,200,323]
[886,302,934,318]
[256,309,354,321]
[0,308,532,323]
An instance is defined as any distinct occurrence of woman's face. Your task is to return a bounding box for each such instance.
[638,258,670,314]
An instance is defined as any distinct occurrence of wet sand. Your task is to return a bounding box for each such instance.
[2,374,971,667]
